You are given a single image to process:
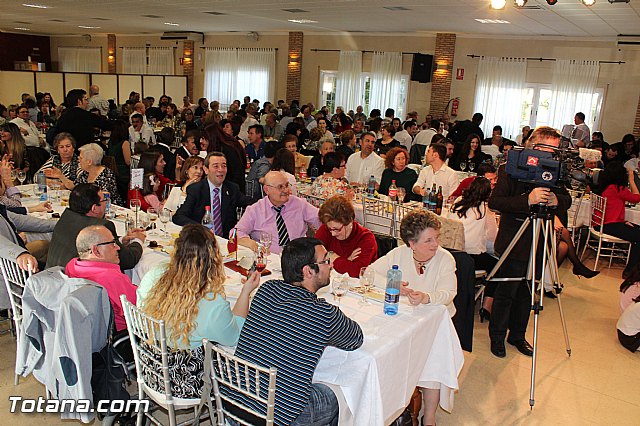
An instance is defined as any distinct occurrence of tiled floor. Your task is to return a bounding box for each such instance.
[0,256,638,425]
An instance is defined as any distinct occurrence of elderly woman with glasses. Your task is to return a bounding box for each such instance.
[315,195,378,278]
[370,209,457,426]
[310,151,352,199]
[53,143,123,206]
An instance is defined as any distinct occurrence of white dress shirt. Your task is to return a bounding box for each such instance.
[128,124,156,150]
[414,164,459,199]
[345,151,385,185]
[11,118,40,147]
[395,129,413,150]
[412,128,437,147]
[443,201,497,255]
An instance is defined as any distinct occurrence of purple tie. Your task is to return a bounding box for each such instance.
[211,187,223,236]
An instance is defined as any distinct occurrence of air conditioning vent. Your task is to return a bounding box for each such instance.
[160,31,204,43]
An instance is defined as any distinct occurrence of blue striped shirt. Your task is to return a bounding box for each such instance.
[231,279,363,425]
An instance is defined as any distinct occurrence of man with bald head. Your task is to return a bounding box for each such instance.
[87,85,109,116]
[236,171,321,254]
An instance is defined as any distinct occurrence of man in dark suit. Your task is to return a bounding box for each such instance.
[56,89,113,149]
[151,128,178,181]
[175,129,199,161]
[46,183,145,271]
[173,151,255,237]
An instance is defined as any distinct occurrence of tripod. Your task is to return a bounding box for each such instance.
[485,204,572,409]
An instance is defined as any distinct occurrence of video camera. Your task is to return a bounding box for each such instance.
[505,145,601,189]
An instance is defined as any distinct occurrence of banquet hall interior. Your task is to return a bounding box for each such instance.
[0,0,639,425]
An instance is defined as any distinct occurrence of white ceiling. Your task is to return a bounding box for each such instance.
[1,0,640,38]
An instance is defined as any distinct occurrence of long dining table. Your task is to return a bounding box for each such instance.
[20,184,464,426]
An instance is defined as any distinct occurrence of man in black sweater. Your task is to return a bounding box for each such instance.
[56,89,112,149]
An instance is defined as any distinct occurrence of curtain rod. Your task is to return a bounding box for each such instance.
[466,54,624,64]
[311,49,422,55]
[118,46,178,49]
[58,46,102,49]
[198,47,278,50]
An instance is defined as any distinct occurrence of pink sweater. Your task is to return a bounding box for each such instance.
[65,258,137,332]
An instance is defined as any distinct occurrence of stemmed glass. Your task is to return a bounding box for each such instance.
[17,170,26,185]
[397,187,406,204]
[147,208,158,235]
[158,208,171,237]
[259,232,272,256]
[129,199,141,228]
[333,278,348,307]
[359,267,375,305]
[10,169,17,183]
[138,211,150,231]
[254,245,267,273]
[459,162,467,172]
[468,162,476,173]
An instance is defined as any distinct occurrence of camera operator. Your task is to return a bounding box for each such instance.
[487,126,572,358]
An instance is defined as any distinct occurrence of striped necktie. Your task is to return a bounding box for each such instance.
[273,205,290,247]
[211,187,223,236]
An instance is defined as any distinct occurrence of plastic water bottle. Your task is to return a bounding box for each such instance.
[367,175,376,196]
[388,180,398,202]
[423,188,430,209]
[384,265,402,315]
[104,193,112,219]
[36,171,48,201]
[201,206,213,231]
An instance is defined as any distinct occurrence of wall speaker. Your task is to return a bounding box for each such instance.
[410,53,433,83]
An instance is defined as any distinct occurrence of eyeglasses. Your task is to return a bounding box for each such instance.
[339,164,346,169]
[311,251,333,265]
[95,239,117,247]
[266,183,290,191]
[327,223,346,234]
[18,110,29,115]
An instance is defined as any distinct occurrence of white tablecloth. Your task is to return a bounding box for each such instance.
[573,197,640,228]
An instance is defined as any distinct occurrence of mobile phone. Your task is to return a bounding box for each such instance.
[248,261,257,276]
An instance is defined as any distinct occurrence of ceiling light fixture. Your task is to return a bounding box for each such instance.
[581,0,596,5]
[288,19,318,24]
[78,25,100,29]
[164,22,180,26]
[475,19,511,24]
[514,0,527,6]
[22,3,49,8]
[14,27,30,31]
[490,0,507,9]
[546,0,558,5]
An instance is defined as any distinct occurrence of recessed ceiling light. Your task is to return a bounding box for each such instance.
[78,25,100,29]
[164,22,180,26]
[475,19,510,24]
[490,0,507,9]
[22,3,49,8]
[14,27,31,31]
[288,19,318,24]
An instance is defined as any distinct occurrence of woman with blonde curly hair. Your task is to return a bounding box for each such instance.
[136,224,260,398]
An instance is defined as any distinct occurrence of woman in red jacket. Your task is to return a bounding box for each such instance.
[315,195,378,277]
[600,161,640,278]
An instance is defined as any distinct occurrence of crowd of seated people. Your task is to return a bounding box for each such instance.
[3,86,640,424]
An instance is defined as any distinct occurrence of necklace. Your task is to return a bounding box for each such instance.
[413,253,431,274]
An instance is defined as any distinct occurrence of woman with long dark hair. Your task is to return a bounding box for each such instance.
[107,120,132,200]
[0,122,28,172]
[451,133,490,171]
[201,123,247,193]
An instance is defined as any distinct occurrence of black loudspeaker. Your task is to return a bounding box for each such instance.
[410,53,434,83]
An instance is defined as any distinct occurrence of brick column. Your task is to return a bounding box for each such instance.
[287,32,303,104]
[634,94,640,138]
[182,41,194,100]
[107,34,116,73]
[430,33,456,118]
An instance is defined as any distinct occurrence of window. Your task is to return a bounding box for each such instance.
[319,70,408,118]
[520,84,604,133]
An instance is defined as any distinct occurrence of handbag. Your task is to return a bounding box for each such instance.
[91,310,131,414]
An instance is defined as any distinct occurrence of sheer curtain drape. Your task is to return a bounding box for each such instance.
[548,60,600,130]
[335,51,363,112]
[369,51,402,113]
[473,57,527,139]
[148,47,174,75]
[204,48,275,107]
[58,47,101,72]
[122,47,146,74]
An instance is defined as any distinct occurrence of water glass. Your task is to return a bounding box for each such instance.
[147,208,158,235]
[397,187,406,204]
[259,232,272,256]
[359,267,375,305]
[460,162,467,172]
[17,170,26,185]
[469,162,476,172]
[333,278,348,307]
[158,208,171,237]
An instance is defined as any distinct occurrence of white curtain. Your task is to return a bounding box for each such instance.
[369,52,402,113]
[122,47,146,74]
[473,57,527,139]
[204,48,275,107]
[148,47,175,75]
[548,60,600,130]
[237,48,275,105]
[58,47,101,72]
[335,51,363,112]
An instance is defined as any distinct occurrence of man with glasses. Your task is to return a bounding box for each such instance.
[236,171,321,254]
[128,113,155,148]
[173,152,255,236]
[56,89,113,148]
[46,183,145,270]
[65,225,137,333]
[10,105,40,147]
[232,237,363,426]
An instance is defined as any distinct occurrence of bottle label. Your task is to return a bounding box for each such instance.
[384,287,400,304]
[388,188,397,197]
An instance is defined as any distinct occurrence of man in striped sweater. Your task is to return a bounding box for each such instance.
[233,237,363,425]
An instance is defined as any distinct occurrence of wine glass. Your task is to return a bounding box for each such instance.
[10,169,17,183]
[397,187,406,204]
[129,198,141,228]
[359,267,376,305]
[333,278,348,307]
[17,170,26,185]
[158,208,171,237]
[259,232,272,256]
[147,208,158,235]
[255,245,267,274]
[459,162,467,172]
[468,162,476,173]
[139,212,150,232]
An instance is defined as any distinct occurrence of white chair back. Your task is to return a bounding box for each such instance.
[361,196,396,236]
[162,182,177,201]
[201,339,277,426]
[298,192,324,208]
[589,193,606,232]
[566,189,584,230]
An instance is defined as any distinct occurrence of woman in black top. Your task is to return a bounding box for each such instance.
[374,124,400,158]
[451,133,491,171]
[201,123,247,194]
[378,147,418,202]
